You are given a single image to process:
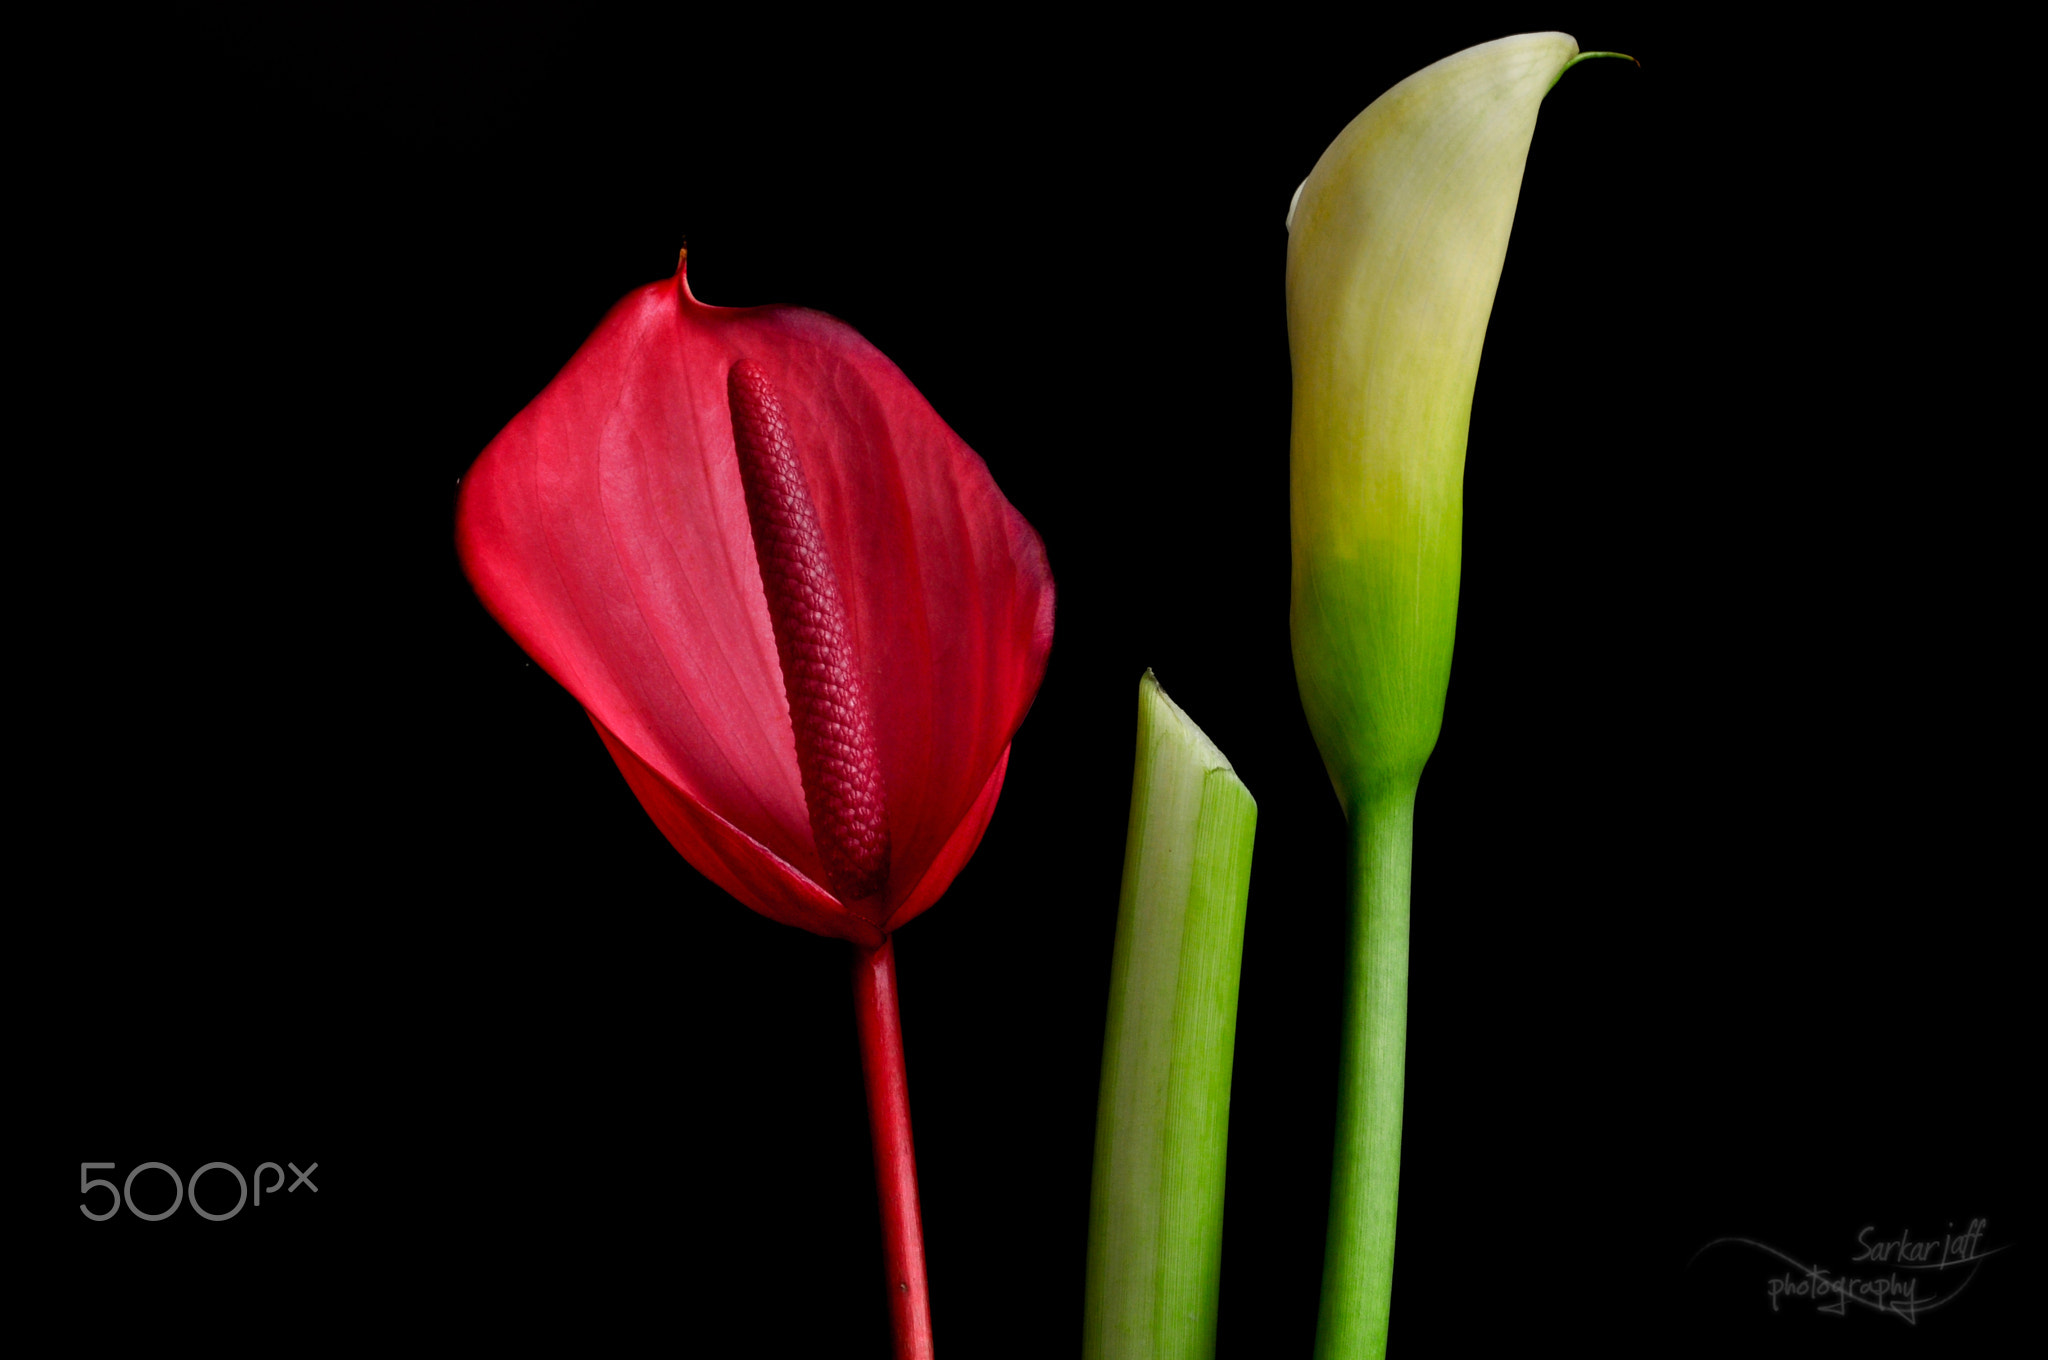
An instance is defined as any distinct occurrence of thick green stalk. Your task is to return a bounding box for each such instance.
[1313,783,1414,1360]
[1085,671,1258,1360]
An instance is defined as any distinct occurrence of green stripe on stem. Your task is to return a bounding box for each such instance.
[1085,670,1257,1360]
[1313,783,1414,1360]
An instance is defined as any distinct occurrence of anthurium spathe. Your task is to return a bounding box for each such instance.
[457,256,1053,1360]
[456,259,1054,948]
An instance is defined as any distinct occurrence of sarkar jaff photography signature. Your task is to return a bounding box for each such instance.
[1692,1219,2005,1324]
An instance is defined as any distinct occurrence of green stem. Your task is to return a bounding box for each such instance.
[1312,782,1415,1360]
[1085,671,1257,1360]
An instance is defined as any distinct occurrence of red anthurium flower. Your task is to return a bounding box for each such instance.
[456,259,1054,948]
[456,256,1052,1360]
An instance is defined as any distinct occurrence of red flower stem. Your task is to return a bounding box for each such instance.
[851,937,935,1360]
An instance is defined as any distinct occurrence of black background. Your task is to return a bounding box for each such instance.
[38,7,2028,1354]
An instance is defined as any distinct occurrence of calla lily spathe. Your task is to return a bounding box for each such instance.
[457,264,1054,946]
[1287,32,1582,811]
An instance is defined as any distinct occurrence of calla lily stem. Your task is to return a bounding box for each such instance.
[852,938,935,1360]
[1314,784,1415,1360]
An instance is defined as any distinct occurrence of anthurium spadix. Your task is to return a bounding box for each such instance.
[1285,34,1626,1360]
[457,256,1053,1360]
